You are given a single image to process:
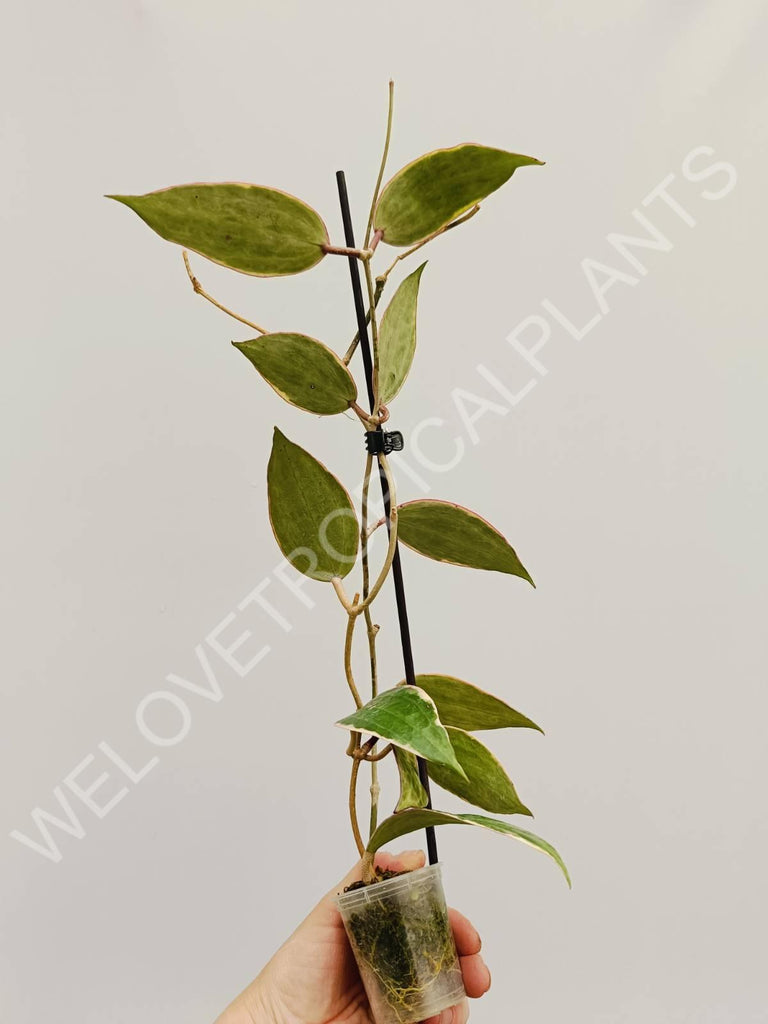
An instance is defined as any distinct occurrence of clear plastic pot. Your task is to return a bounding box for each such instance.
[334,862,465,1024]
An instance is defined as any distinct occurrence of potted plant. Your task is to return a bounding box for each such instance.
[108,82,570,1024]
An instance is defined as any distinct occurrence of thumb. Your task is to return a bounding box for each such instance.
[312,849,428,927]
[336,848,427,892]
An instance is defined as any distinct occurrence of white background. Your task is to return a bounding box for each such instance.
[2,2,767,1022]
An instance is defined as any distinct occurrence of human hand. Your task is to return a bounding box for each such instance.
[216,849,491,1024]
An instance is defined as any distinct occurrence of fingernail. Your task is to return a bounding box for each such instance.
[393,849,426,871]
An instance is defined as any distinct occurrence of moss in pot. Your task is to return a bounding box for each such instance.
[338,863,463,1024]
[108,81,570,1023]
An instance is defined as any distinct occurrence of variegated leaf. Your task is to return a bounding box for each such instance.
[428,727,532,815]
[393,747,429,811]
[367,808,570,887]
[413,674,542,732]
[336,687,465,777]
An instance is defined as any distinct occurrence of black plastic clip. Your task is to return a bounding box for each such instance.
[365,430,404,456]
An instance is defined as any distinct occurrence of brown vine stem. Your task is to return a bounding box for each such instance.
[348,401,389,429]
[343,85,397,834]
[336,146,439,864]
[361,850,376,884]
[342,277,386,365]
[360,456,376,655]
[365,743,392,763]
[341,205,481,367]
[378,203,482,285]
[322,243,374,260]
[359,455,398,609]
[346,742,391,763]
[349,756,365,858]
[331,454,398,617]
[361,454,381,837]
[349,735,377,859]
[366,516,387,539]
[349,400,378,428]
[344,593,364,709]
[364,80,394,249]
[331,576,354,612]
[181,251,269,334]
[354,738,378,760]
[363,258,382,416]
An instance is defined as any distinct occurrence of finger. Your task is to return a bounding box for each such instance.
[448,907,482,956]
[332,848,426,893]
[422,999,470,1024]
[460,951,491,999]
[380,848,426,874]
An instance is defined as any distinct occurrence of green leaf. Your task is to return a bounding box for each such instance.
[336,687,466,777]
[428,727,532,815]
[233,334,357,415]
[107,183,329,276]
[413,674,542,733]
[378,262,427,404]
[397,500,534,584]
[374,145,543,247]
[393,747,429,811]
[367,808,570,887]
[267,428,358,581]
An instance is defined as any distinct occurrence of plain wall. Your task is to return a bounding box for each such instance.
[1,2,766,1021]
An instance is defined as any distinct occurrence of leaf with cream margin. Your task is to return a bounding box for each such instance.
[378,262,427,404]
[397,499,534,584]
[234,334,357,415]
[267,428,358,581]
[412,674,542,732]
[336,687,466,777]
[107,182,328,276]
[367,808,570,887]
[393,747,429,811]
[428,727,532,815]
[374,145,543,247]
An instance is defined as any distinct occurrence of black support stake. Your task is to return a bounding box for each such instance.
[336,170,438,867]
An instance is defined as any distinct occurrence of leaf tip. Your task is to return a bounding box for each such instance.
[521,566,536,588]
[270,425,290,453]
